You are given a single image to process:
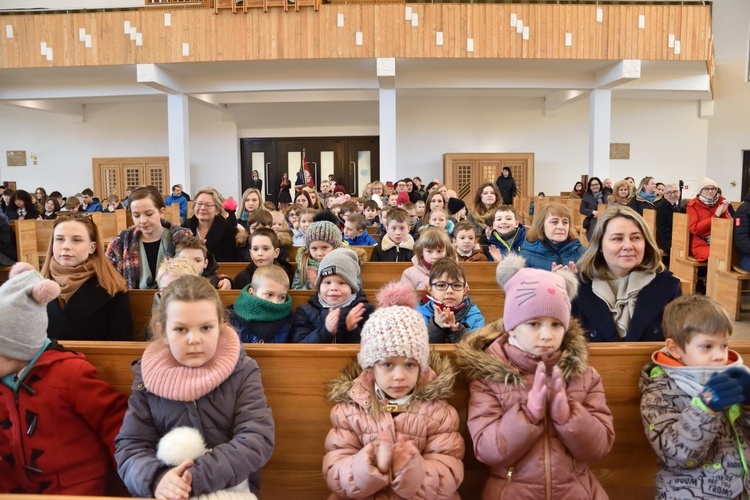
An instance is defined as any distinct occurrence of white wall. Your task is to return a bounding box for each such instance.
[188,103,241,200]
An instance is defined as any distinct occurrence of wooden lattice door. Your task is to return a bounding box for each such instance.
[93,157,169,201]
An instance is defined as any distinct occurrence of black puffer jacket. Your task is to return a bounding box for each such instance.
[291,291,374,343]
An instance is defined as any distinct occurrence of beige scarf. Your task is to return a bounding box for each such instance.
[49,259,96,305]
[592,270,655,338]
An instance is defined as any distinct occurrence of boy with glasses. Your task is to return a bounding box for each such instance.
[417,258,485,343]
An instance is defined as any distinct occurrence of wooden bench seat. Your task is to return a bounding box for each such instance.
[58,341,750,499]
[127,288,505,340]
[669,212,706,294]
[707,217,750,319]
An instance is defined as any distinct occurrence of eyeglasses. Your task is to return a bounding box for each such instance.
[665,190,680,195]
[194,202,215,209]
[430,281,466,291]
[287,212,298,217]
[701,187,718,193]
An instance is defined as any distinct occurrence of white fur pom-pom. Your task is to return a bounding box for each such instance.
[495,254,526,289]
[157,427,208,466]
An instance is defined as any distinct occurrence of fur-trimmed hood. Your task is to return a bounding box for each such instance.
[326,350,455,406]
[454,318,589,387]
[380,233,414,252]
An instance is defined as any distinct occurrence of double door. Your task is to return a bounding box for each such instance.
[240,137,379,204]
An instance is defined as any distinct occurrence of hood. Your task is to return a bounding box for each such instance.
[326,350,456,404]
[454,318,589,386]
[381,233,414,251]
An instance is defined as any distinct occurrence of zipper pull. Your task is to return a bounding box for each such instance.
[506,467,514,480]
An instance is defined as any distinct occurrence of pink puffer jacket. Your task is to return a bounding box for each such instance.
[323,352,464,499]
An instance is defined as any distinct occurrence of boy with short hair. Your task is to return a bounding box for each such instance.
[453,220,488,262]
[247,209,273,233]
[362,200,381,228]
[338,201,357,225]
[228,265,294,343]
[483,205,526,261]
[356,197,367,213]
[234,228,294,290]
[175,235,232,290]
[342,213,377,246]
[79,188,102,212]
[640,294,750,499]
[291,248,374,343]
[417,257,485,343]
[370,207,415,262]
[387,193,399,208]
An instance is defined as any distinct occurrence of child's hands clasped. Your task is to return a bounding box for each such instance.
[526,363,571,424]
[434,306,460,331]
[155,460,193,499]
[375,432,418,475]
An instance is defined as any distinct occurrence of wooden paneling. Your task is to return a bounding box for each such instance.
[0,4,712,69]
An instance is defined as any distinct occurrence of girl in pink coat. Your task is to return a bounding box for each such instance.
[323,282,465,499]
[455,255,615,499]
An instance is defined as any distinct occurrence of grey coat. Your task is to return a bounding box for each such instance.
[115,352,275,497]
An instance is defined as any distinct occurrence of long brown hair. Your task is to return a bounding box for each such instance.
[42,215,127,296]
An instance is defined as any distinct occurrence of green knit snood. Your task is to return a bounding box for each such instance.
[233,286,293,322]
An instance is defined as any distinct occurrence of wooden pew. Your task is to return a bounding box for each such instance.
[61,341,750,499]
[127,288,506,340]
[642,208,658,241]
[164,203,181,226]
[10,219,40,270]
[669,212,706,294]
[707,217,750,319]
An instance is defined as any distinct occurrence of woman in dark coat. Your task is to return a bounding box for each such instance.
[572,206,681,342]
[249,169,263,196]
[185,187,239,262]
[579,176,605,241]
[42,215,132,340]
[278,172,292,210]
[495,167,517,206]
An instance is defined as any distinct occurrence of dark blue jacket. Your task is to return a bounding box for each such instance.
[291,291,374,343]
[227,307,293,344]
[571,271,681,342]
[485,225,527,260]
[519,238,585,271]
[343,232,377,246]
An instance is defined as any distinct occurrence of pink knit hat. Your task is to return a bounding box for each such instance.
[358,282,429,372]
[495,255,578,331]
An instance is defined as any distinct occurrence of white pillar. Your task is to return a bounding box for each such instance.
[377,58,397,182]
[167,93,190,194]
[588,89,611,180]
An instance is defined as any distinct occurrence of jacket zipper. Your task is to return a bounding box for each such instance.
[544,417,552,500]
[500,467,514,500]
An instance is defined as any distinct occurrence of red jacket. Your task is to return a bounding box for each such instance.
[686,195,732,261]
[0,346,128,495]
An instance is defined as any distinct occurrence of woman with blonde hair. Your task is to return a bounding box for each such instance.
[185,187,239,262]
[607,179,633,207]
[629,176,662,215]
[237,187,262,230]
[44,214,132,340]
[572,205,681,342]
[520,202,585,271]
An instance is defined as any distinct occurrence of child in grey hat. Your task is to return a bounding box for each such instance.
[291,248,375,343]
[0,263,128,494]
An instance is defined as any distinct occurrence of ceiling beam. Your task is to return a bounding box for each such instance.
[137,63,184,94]
[595,59,641,89]
[3,99,83,117]
[543,89,588,115]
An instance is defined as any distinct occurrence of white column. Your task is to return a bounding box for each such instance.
[167,93,190,193]
[588,89,611,179]
[377,58,397,182]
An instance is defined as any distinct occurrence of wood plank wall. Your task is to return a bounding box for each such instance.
[0,4,712,69]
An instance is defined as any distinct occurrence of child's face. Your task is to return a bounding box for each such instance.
[250,235,280,266]
[357,201,364,212]
[387,220,408,244]
[415,201,425,216]
[299,214,315,232]
[667,332,730,367]
[388,194,398,207]
[343,221,362,240]
[429,211,447,231]
[364,207,378,220]
[250,279,289,305]
[493,210,519,235]
[327,197,337,208]
[422,247,447,266]
[52,220,95,268]
[164,299,220,368]
[176,248,208,275]
[331,206,341,216]
[244,193,260,212]
[454,229,476,254]
[370,356,419,399]
[341,210,353,222]
[271,214,286,232]
[508,316,565,355]
[318,274,352,306]
[309,241,334,262]
[287,211,299,226]
[428,272,467,306]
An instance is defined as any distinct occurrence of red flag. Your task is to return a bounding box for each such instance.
[302,151,314,187]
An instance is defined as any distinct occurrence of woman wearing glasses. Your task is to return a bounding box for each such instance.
[686,177,731,262]
[106,186,192,289]
[579,177,605,241]
[185,187,240,262]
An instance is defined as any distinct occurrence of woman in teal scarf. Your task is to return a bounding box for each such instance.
[629,176,662,215]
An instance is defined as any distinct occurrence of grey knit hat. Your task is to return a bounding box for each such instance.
[305,221,342,250]
[0,263,61,361]
[314,248,360,293]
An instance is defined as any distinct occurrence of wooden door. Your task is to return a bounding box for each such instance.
[93,157,169,201]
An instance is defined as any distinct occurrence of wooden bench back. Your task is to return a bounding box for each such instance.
[62,341,750,499]
[164,203,181,226]
[670,212,691,264]
[642,208,657,241]
[10,219,39,270]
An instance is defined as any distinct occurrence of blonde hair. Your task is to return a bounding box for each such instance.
[155,257,200,284]
[251,265,290,290]
[577,206,664,281]
[663,294,732,350]
[238,188,262,219]
[526,202,579,243]
[42,215,127,296]
[414,228,457,261]
[149,275,225,340]
[194,187,227,217]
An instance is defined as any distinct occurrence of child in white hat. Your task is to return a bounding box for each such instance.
[0,263,128,495]
[323,281,465,498]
